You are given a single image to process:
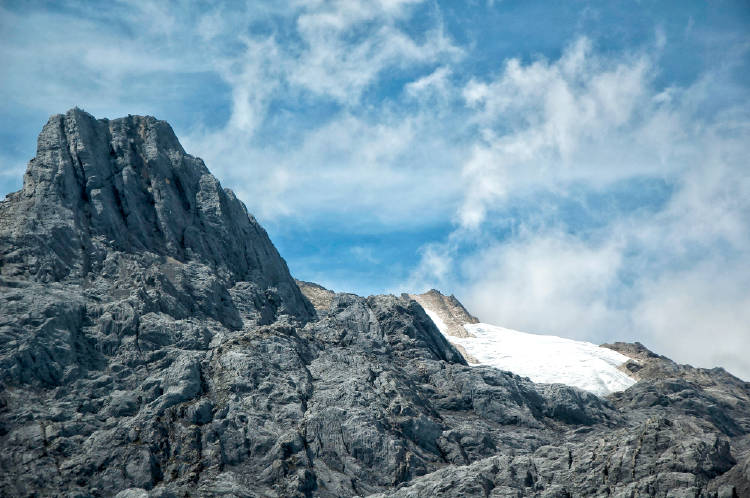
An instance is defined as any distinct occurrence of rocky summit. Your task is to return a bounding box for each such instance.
[1,109,749,497]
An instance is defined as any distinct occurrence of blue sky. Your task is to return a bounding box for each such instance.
[1,0,749,379]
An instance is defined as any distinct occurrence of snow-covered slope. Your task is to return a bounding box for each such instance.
[423,309,449,336]
[416,291,637,396]
[453,323,636,396]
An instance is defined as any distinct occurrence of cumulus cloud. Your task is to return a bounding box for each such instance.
[406,37,750,379]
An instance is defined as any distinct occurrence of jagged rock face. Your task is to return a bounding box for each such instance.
[296,279,336,314]
[409,289,479,339]
[0,108,309,320]
[409,290,482,364]
[1,110,749,497]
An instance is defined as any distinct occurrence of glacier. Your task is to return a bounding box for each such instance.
[423,309,636,396]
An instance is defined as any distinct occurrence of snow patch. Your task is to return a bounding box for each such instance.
[423,308,448,335]
[420,300,637,396]
[454,323,636,396]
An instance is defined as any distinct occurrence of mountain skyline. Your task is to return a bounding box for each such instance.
[1,109,748,495]
[1,1,749,380]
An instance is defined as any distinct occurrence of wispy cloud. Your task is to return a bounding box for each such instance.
[457,37,656,228]
[175,0,466,224]
[405,37,750,379]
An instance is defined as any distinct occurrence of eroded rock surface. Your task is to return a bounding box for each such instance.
[1,110,748,497]
[296,280,335,316]
[409,289,479,339]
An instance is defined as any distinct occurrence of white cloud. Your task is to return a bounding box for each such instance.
[461,232,626,339]
[634,261,750,381]
[404,241,456,292]
[222,36,285,135]
[405,66,453,99]
[458,144,508,229]
[405,37,750,379]
[282,0,459,105]
[185,108,465,226]
[171,0,466,226]
[457,38,655,229]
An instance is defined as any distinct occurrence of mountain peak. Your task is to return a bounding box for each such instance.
[26,108,201,257]
[409,288,479,339]
[1,109,311,319]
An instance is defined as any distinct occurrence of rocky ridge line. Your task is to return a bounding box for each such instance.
[409,289,479,339]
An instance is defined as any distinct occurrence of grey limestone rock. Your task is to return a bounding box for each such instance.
[0,109,748,497]
[296,279,336,315]
[409,289,479,339]
[0,108,311,322]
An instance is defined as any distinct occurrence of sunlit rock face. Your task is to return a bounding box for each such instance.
[0,110,748,497]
